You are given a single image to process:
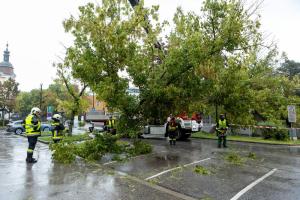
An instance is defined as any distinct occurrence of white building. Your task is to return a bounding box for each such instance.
[0,44,16,83]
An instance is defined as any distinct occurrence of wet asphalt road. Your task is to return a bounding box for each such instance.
[1,130,300,200]
[107,138,300,200]
[0,132,184,200]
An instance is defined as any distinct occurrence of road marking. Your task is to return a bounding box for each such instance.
[183,158,211,167]
[145,157,211,181]
[230,168,277,200]
[103,161,117,165]
[90,160,198,200]
[128,174,198,200]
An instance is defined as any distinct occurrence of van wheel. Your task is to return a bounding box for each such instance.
[176,130,183,140]
[15,128,23,135]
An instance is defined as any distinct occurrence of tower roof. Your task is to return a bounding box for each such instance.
[0,43,13,68]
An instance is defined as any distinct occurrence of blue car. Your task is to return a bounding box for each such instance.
[6,120,52,134]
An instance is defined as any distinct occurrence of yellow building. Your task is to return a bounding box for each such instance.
[85,95,108,112]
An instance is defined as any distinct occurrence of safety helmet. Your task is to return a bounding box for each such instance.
[31,107,41,116]
[52,114,62,121]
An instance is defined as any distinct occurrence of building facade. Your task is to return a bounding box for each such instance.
[0,44,16,83]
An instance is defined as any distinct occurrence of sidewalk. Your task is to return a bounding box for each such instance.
[0,132,184,200]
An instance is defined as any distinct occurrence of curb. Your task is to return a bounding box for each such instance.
[18,134,50,144]
[191,136,300,147]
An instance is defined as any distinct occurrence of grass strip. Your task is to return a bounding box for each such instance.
[192,132,300,145]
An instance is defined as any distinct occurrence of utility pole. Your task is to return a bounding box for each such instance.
[40,83,43,111]
[92,92,95,110]
[215,103,218,123]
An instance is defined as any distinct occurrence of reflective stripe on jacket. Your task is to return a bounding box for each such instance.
[25,114,41,137]
[107,119,115,128]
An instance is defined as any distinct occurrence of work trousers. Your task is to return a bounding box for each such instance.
[27,136,38,154]
[218,135,227,148]
[168,131,177,145]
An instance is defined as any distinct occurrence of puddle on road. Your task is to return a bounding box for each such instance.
[154,154,179,161]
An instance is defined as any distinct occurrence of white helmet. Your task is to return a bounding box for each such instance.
[31,107,41,115]
[52,114,62,120]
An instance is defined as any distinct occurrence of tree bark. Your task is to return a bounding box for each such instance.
[68,111,75,136]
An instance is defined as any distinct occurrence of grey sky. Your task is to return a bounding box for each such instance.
[0,0,299,91]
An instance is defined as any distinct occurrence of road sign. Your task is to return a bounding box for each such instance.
[47,106,54,113]
[288,105,296,123]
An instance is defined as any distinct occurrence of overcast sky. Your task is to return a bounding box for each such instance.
[0,0,299,91]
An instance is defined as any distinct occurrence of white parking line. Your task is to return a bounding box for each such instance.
[103,161,117,165]
[145,158,211,181]
[183,158,211,167]
[230,168,277,200]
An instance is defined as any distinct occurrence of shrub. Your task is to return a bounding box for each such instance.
[261,128,289,141]
[274,129,289,141]
[261,129,273,139]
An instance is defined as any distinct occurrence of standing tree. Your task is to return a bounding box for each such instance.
[0,78,19,125]
[61,0,300,132]
[54,63,88,135]
[277,55,300,80]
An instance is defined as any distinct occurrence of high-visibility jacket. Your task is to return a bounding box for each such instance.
[168,122,178,132]
[25,114,41,137]
[218,119,228,129]
[217,119,228,136]
[51,121,65,140]
[107,119,115,128]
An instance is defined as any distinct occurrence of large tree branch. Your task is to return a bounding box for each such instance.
[79,83,88,97]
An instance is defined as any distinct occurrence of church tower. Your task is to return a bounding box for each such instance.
[0,43,16,83]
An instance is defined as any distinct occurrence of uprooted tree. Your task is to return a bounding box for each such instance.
[60,0,299,134]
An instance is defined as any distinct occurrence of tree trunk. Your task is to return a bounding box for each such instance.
[68,111,75,136]
[2,110,5,127]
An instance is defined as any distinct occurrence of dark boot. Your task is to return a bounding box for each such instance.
[223,136,227,148]
[26,152,37,163]
[169,140,172,145]
[218,136,222,148]
[26,152,30,162]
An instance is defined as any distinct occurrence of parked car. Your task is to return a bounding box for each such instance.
[6,120,52,134]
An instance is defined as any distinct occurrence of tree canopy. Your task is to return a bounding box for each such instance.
[60,0,300,129]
